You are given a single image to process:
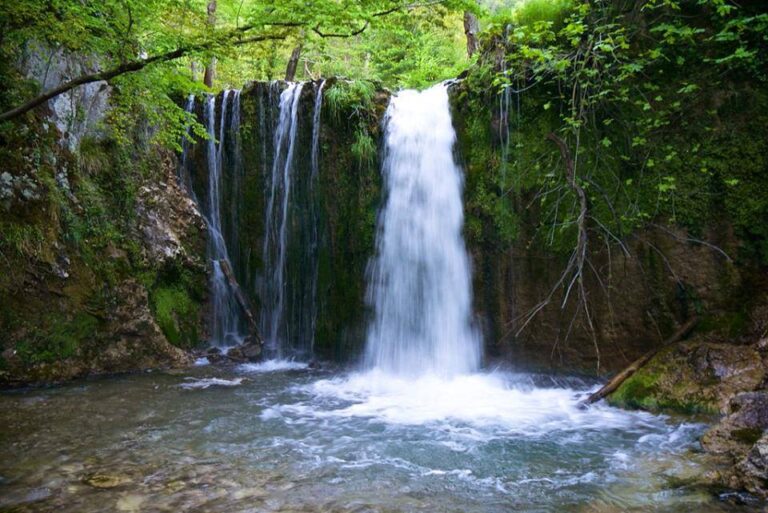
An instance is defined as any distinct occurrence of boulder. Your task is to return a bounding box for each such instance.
[240,336,263,362]
[608,340,765,414]
[702,391,768,455]
[734,434,768,497]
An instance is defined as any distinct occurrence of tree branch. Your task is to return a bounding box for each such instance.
[0,30,286,123]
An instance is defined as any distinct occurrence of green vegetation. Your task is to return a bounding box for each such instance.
[15,313,99,364]
[476,0,768,262]
[325,80,377,121]
[152,286,200,347]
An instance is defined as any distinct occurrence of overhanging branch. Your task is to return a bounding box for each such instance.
[0,30,287,123]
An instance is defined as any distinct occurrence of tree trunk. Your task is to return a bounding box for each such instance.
[203,0,217,88]
[285,43,302,82]
[464,11,480,58]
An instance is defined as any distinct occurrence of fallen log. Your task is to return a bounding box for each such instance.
[218,259,261,342]
[580,316,698,406]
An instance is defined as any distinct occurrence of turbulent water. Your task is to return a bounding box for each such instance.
[365,84,481,377]
[0,365,752,513]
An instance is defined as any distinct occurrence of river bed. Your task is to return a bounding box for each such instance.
[0,362,754,512]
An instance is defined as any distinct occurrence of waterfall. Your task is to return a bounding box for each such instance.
[226,90,243,273]
[308,80,325,353]
[364,84,481,377]
[204,91,244,347]
[179,94,198,200]
[262,83,304,356]
[311,80,326,179]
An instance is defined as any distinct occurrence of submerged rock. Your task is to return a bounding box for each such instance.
[83,473,131,489]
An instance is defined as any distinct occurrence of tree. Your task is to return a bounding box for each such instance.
[463,11,479,57]
[203,0,218,88]
[0,0,476,123]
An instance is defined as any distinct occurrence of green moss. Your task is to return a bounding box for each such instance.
[608,371,662,411]
[14,312,98,364]
[699,311,749,338]
[151,286,199,348]
[608,352,720,415]
[733,427,764,445]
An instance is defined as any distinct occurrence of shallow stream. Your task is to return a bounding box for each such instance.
[0,362,755,512]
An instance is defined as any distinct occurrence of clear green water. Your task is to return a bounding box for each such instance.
[0,363,755,512]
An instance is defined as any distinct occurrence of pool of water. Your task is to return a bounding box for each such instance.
[0,362,751,512]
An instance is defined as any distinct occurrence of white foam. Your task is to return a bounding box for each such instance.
[179,377,244,390]
[300,369,660,435]
[193,357,210,366]
[238,359,308,373]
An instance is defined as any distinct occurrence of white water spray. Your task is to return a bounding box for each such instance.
[364,84,481,377]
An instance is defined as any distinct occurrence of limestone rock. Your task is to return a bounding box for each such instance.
[702,391,768,455]
[134,155,206,267]
[20,41,110,151]
[734,434,768,497]
[92,280,193,373]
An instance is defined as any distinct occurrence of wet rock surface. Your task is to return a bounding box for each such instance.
[702,391,768,455]
[607,337,768,499]
[735,434,768,497]
[608,340,766,414]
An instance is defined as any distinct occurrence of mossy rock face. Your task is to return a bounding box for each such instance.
[13,312,99,364]
[608,340,766,415]
[0,108,205,385]
[151,286,200,348]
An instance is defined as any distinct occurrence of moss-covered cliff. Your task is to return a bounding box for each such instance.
[0,105,208,385]
[183,80,386,363]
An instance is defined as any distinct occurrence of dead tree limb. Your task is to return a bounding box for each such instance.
[580,315,698,406]
[218,259,260,341]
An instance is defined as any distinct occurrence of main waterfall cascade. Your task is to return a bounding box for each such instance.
[364,84,481,377]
